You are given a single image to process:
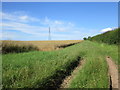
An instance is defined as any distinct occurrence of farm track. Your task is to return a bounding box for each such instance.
[106,56,119,89]
[60,59,85,88]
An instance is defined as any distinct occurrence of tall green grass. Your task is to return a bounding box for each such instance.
[2,40,39,54]
[2,41,118,88]
[90,28,119,45]
[69,41,118,88]
[3,43,84,88]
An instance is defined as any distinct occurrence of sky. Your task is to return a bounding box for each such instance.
[1,2,118,41]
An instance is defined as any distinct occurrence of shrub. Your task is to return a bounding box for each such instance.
[83,37,87,40]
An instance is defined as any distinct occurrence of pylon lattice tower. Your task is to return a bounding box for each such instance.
[49,26,51,40]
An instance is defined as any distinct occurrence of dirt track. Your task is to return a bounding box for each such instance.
[60,60,85,88]
[60,57,118,88]
[106,56,118,89]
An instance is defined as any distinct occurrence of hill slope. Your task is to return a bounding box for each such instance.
[3,41,118,88]
[90,28,119,45]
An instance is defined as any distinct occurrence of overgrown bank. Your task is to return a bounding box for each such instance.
[89,28,119,45]
[3,41,118,88]
[69,41,118,88]
[3,42,84,88]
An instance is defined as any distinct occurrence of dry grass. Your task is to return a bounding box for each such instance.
[23,40,82,51]
[1,40,82,53]
[2,40,39,54]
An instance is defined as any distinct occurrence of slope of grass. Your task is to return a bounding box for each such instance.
[3,41,118,88]
[3,43,84,88]
[90,28,119,45]
[69,41,118,88]
[100,43,118,64]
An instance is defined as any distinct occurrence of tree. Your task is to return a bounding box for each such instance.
[83,37,87,40]
[88,36,91,40]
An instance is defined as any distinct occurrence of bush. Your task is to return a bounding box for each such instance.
[83,37,87,40]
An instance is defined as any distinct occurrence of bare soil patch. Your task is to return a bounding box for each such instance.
[106,56,119,89]
[60,59,85,88]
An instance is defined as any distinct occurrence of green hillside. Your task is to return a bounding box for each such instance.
[90,28,119,45]
[3,41,118,88]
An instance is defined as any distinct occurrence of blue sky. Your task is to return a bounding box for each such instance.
[1,2,118,40]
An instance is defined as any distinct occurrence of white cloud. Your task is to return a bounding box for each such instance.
[2,21,84,40]
[1,12,40,23]
[2,21,80,36]
[41,16,65,27]
[2,22,48,35]
[100,28,113,33]
[1,11,76,33]
[54,20,63,25]
[19,15,28,20]
[1,11,98,40]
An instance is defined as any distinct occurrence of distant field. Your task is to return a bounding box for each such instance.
[24,40,82,51]
[2,40,82,52]
[2,40,39,54]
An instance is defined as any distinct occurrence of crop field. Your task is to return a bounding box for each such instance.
[2,40,39,54]
[1,2,119,89]
[2,40,118,88]
[2,40,82,52]
[21,40,82,51]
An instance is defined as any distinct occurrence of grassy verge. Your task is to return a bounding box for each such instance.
[69,41,118,88]
[3,43,84,88]
[90,28,119,45]
[2,41,118,88]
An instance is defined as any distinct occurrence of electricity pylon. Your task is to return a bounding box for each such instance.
[48,26,51,40]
